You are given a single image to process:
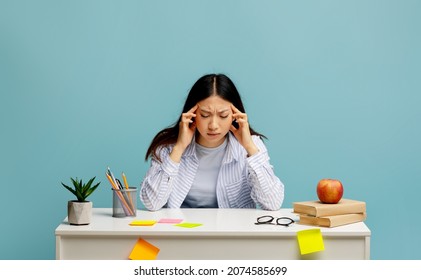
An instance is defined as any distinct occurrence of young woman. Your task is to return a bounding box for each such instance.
[140,74,284,211]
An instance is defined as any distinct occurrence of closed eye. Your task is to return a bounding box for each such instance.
[200,114,210,118]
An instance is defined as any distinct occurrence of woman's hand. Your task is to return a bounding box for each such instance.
[170,104,198,162]
[230,104,259,156]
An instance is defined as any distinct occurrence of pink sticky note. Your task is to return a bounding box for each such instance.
[158,218,183,224]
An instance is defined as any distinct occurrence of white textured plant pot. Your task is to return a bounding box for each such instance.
[67,201,92,225]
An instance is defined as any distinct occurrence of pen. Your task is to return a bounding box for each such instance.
[108,167,120,190]
[116,179,123,189]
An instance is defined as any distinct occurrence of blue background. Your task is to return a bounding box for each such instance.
[1,0,420,260]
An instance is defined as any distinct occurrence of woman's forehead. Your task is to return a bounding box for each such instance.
[197,96,231,112]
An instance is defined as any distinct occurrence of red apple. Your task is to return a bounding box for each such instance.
[317,179,343,204]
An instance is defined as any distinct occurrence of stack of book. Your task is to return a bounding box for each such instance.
[293,199,367,228]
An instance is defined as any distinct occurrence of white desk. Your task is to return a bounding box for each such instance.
[55,208,370,260]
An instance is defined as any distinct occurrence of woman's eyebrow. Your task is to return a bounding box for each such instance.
[200,108,230,114]
[199,106,230,114]
[199,108,211,114]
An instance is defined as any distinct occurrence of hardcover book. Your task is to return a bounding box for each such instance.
[298,212,367,228]
[293,199,366,217]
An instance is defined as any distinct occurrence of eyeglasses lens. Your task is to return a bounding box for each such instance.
[257,216,274,224]
[276,217,294,226]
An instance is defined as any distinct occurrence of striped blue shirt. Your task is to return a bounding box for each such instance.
[140,132,284,211]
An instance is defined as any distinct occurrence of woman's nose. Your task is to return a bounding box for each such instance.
[208,117,218,130]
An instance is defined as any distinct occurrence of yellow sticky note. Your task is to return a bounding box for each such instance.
[296,228,325,255]
[175,222,202,228]
[129,238,160,260]
[129,220,157,226]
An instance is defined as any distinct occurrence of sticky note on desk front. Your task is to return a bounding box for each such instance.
[129,220,157,226]
[175,222,202,228]
[129,238,160,260]
[296,228,325,255]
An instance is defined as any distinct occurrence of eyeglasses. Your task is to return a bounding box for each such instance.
[255,215,295,227]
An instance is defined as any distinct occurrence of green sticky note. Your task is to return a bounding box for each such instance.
[175,222,202,228]
[297,228,325,255]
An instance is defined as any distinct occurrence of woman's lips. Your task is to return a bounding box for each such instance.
[207,132,220,137]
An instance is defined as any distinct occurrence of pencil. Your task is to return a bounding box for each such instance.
[122,172,135,213]
[122,172,129,189]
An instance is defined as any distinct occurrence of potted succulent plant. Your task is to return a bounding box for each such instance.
[61,176,101,225]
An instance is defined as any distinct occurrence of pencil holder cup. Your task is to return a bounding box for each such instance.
[112,187,137,217]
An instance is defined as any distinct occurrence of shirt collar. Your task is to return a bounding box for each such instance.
[182,132,240,164]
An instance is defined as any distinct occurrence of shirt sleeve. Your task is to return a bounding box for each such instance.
[246,136,285,210]
[140,146,180,211]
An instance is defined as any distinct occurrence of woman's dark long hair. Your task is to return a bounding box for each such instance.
[145,74,266,161]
